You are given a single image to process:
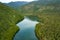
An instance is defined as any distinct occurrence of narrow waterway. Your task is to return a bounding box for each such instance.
[14,17,39,40]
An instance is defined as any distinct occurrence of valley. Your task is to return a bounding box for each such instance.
[0,0,60,40]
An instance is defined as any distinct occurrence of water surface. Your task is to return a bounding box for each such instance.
[14,17,39,40]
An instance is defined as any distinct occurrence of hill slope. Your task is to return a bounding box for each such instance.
[18,0,60,15]
[0,2,23,40]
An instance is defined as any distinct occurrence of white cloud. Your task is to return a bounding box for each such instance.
[0,0,34,3]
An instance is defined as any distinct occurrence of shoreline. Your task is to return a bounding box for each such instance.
[12,26,20,40]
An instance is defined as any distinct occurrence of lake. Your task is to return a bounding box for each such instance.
[14,17,39,40]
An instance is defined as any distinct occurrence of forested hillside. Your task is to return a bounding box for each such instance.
[0,2,23,40]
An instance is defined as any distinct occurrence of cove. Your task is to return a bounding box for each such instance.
[14,17,39,40]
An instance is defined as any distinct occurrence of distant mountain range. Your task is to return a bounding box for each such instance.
[4,1,29,8]
[4,0,60,9]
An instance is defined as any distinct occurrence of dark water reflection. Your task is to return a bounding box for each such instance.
[14,18,39,40]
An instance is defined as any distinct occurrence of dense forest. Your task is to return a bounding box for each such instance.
[0,2,23,40]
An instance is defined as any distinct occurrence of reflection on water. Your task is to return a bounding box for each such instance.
[14,17,39,40]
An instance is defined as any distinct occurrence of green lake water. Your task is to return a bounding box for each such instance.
[14,17,39,40]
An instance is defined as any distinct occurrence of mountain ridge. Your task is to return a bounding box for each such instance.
[4,1,29,8]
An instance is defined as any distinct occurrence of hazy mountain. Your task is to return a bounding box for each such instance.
[5,1,28,8]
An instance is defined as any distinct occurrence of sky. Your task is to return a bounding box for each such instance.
[0,0,34,3]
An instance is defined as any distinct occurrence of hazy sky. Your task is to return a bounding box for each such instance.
[0,0,34,3]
